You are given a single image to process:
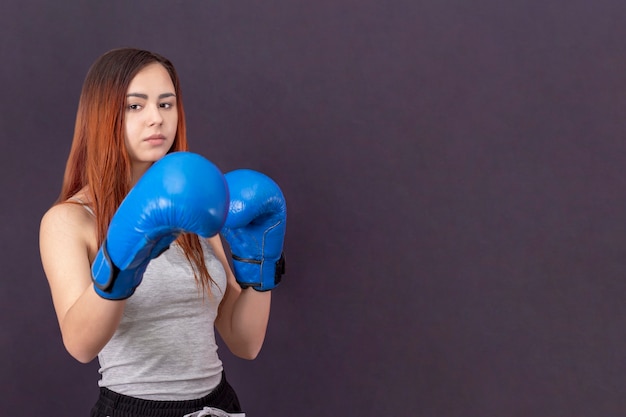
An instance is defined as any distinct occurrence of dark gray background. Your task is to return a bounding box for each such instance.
[2,0,626,416]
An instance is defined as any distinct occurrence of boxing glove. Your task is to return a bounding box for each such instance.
[222,169,287,291]
[91,152,229,300]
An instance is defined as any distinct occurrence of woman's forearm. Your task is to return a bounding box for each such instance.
[60,286,126,363]
[219,288,271,359]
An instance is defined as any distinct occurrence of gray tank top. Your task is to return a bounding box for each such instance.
[97,239,227,400]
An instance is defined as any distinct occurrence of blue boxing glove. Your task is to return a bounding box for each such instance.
[91,152,229,300]
[222,169,287,291]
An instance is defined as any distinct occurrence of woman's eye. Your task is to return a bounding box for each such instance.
[160,102,174,109]
[127,104,142,110]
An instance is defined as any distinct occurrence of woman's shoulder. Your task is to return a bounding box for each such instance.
[40,192,95,233]
[40,193,98,262]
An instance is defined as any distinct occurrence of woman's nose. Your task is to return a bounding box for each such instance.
[147,104,163,126]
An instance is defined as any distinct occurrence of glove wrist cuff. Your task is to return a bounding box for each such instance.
[232,252,285,291]
[92,240,119,291]
[92,240,134,300]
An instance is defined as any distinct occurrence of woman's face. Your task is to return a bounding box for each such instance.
[124,62,178,174]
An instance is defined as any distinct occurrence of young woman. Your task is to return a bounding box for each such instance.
[39,48,286,417]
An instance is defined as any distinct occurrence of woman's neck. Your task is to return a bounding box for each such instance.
[130,162,153,187]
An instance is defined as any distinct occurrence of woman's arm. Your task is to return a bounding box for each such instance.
[210,236,271,360]
[39,203,126,363]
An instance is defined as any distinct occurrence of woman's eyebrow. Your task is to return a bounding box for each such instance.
[126,93,176,99]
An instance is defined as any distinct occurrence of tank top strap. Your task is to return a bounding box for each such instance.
[68,197,95,217]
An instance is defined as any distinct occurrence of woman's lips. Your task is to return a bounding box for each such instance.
[144,134,166,144]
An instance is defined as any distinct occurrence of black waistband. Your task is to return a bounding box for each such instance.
[91,372,242,417]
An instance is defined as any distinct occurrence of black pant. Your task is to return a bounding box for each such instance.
[90,372,242,417]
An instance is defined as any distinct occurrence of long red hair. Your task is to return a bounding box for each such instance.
[58,47,214,293]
